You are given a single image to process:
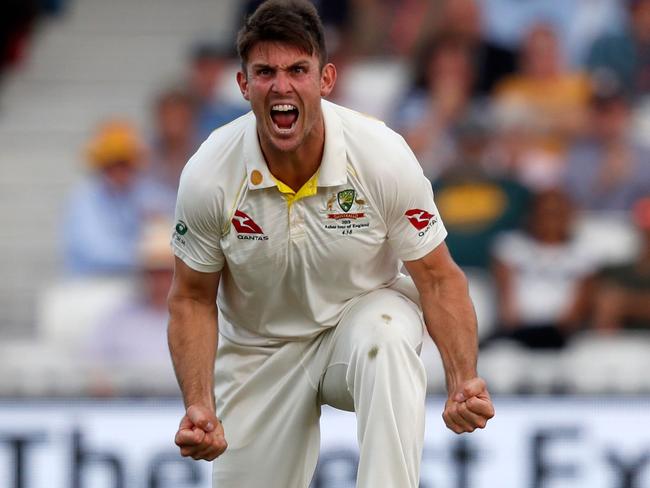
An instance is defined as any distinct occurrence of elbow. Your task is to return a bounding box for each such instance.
[167,288,181,318]
[167,291,217,325]
[166,291,191,326]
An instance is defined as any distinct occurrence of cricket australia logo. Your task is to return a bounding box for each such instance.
[325,188,366,220]
[322,188,370,235]
[337,189,356,212]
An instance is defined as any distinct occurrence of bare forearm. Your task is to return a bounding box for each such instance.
[420,272,478,392]
[168,297,218,409]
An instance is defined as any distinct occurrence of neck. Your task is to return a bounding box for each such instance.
[259,115,325,191]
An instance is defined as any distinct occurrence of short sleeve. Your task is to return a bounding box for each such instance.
[171,171,225,273]
[382,137,447,262]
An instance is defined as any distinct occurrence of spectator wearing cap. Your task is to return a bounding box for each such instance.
[62,120,174,275]
[563,85,650,211]
[187,41,248,142]
[586,0,650,100]
[590,196,650,332]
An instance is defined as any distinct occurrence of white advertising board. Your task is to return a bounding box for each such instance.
[0,397,649,488]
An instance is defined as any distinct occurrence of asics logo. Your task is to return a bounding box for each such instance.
[405,209,435,230]
[232,210,264,234]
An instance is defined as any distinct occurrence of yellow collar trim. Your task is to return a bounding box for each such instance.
[272,170,319,208]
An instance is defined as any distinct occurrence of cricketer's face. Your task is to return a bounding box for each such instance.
[237,41,336,154]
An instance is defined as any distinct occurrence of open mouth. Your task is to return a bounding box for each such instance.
[270,104,299,132]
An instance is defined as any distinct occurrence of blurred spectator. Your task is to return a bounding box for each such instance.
[586,0,650,100]
[188,41,248,142]
[343,0,436,58]
[394,34,482,180]
[591,196,650,332]
[566,0,627,65]
[62,120,174,275]
[563,84,650,211]
[429,0,518,95]
[389,0,434,58]
[0,0,39,76]
[480,0,625,66]
[434,116,530,269]
[486,189,599,349]
[145,86,198,194]
[84,219,175,394]
[493,23,591,188]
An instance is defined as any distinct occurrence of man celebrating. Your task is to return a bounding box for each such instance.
[168,1,494,486]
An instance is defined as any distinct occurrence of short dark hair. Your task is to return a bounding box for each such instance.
[236,0,327,70]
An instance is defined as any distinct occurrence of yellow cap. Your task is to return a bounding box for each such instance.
[85,120,144,169]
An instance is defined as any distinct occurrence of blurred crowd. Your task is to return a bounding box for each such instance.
[5,0,649,396]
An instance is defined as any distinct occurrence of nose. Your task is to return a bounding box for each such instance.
[271,70,292,94]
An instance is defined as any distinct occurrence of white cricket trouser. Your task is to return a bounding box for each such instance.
[213,286,427,488]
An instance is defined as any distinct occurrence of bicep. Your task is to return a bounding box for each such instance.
[169,257,221,307]
[404,243,467,296]
[378,138,447,261]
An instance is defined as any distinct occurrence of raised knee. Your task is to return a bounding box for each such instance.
[353,322,418,364]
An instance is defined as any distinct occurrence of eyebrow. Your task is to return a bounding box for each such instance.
[251,60,311,71]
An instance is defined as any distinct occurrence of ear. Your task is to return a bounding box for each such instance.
[236,70,250,101]
[320,63,337,97]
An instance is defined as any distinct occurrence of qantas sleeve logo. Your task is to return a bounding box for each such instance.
[405,209,435,230]
[232,210,264,234]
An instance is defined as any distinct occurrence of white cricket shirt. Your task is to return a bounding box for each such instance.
[172,100,447,345]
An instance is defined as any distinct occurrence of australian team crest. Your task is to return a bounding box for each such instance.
[337,189,356,212]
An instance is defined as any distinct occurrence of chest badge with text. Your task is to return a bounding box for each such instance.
[231,210,269,241]
[405,208,437,236]
[322,188,370,235]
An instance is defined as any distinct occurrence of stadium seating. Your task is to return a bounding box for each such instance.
[0,0,240,338]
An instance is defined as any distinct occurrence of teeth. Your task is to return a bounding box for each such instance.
[271,104,297,112]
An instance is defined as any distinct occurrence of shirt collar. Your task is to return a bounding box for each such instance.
[243,99,348,190]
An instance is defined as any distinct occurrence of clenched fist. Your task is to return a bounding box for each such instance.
[443,377,495,434]
[175,404,228,461]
